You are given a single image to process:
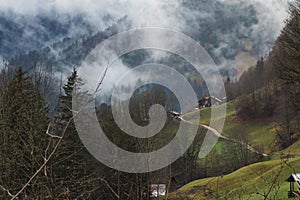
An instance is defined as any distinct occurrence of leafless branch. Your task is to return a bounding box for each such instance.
[95,66,109,93]
[10,65,109,199]
[101,177,120,199]
[0,184,14,198]
[45,124,62,139]
[11,115,73,199]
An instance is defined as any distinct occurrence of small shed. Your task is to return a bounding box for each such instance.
[286,173,300,198]
[150,184,166,197]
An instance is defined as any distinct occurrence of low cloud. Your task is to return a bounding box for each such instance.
[0,0,292,88]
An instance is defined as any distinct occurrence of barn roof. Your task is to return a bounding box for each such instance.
[286,174,300,182]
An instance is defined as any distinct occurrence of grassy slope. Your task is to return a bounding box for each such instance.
[196,137,264,178]
[273,139,300,159]
[170,102,300,199]
[172,157,300,199]
[182,102,275,154]
[181,103,266,178]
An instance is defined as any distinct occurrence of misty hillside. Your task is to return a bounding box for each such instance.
[0,0,289,78]
[0,11,118,59]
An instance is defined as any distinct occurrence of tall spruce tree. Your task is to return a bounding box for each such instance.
[49,68,100,198]
[0,67,49,198]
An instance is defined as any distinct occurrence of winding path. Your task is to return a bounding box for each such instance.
[178,116,268,157]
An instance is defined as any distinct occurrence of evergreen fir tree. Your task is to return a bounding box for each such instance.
[0,67,49,198]
[49,68,99,198]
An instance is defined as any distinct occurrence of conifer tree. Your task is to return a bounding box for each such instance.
[0,67,49,198]
[49,68,99,198]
